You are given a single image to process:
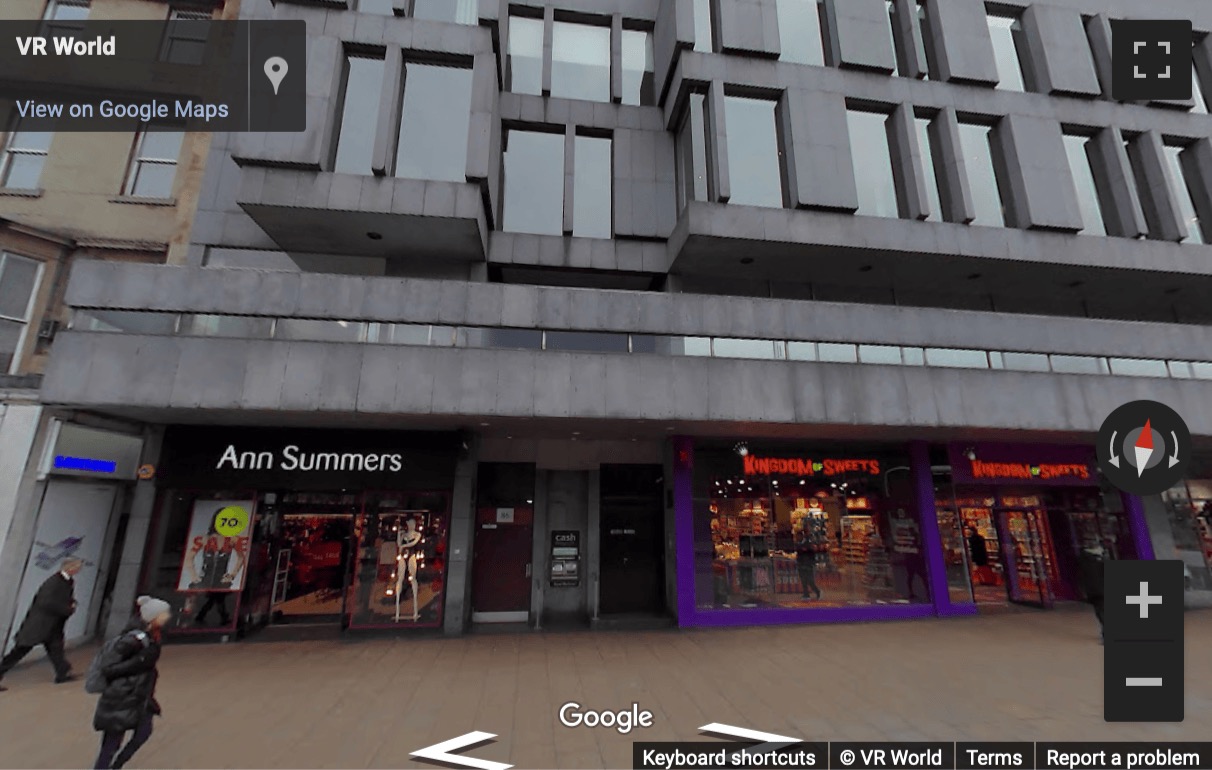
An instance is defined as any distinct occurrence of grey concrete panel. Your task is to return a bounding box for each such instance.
[1088,127,1148,239]
[715,0,780,58]
[542,5,554,96]
[563,126,576,236]
[391,346,438,414]
[920,0,998,85]
[822,0,895,73]
[891,0,928,79]
[887,102,930,220]
[1083,13,1113,99]
[533,353,575,418]
[781,89,858,211]
[170,338,247,409]
[930,107,976,224]
[356,345,403,414]
[1129,131,1187,242]
[1179,139,1212,244]
[1020,4,1100,97]
[706,80,730,203]
[993,115,1083,231]
[611,14,624,103]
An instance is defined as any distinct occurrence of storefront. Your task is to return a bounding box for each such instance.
[673,438,1151,627]
[1160,466,1212,595]
[138,426,460,638]
[934,442,1139,609]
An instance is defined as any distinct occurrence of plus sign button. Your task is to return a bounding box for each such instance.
[1111,19,1192,101]
[1105,560,1184,640]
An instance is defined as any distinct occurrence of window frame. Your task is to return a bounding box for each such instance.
[985,9,1031,92]
[0,119,52,191]
[845,107,901,218]
[392,57,476,182]
[159,8,212,65]
[0,252,45,376]
[122,125,185,199]
[330,48,388,174]
[42,0,90,36]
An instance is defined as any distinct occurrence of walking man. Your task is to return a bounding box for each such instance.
[0,557,83,690]
[1078,542,1107,643]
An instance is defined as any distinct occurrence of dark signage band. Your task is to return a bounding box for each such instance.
[631,742,1212,770]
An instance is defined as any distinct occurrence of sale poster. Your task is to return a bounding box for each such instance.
[176,499,255,593]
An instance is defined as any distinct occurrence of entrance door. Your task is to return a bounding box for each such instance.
[471,505,533,621]
[270,495,356,624]
[999,509,1056,608]
[599,465,666,615]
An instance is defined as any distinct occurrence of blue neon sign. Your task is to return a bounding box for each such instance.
[53,455,117,474]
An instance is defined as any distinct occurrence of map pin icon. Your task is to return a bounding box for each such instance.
[264,56,288,95]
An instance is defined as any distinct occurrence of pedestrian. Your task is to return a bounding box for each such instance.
[92,596,172,770]
[0,557,83,691]
[795,529,822,600]
[966,527,990,585]
[1078,541,1107,643]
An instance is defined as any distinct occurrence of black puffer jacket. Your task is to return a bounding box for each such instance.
[93,619,162,733]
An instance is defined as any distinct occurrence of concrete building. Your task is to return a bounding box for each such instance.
[0,0,239,650]
[28,0,1212,642]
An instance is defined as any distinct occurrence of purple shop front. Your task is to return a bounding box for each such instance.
[673,438,1152,628]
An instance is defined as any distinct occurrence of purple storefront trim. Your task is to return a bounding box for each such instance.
[674,436,697,626]
[688,603,938,626]
[1121,492,1155,560]
[911,441,971,617]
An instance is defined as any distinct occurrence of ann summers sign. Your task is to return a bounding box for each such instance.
[159,426,459,490]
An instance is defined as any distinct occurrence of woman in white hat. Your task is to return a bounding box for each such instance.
[91,596,171,769]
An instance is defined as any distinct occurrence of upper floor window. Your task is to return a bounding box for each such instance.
[986,11,1028,91]
[412,0,477,24]
[395,62,473,182]
[1062,133,1107,237]
[507,15,544,95]
[1163,144,1207,244]
[355,0,394,15]
[621,29,655,106]
[0,252,42,375]
[333,52,386,174]
[723,96,783,208]
[957,122,1006,226]
[1191,60,1209,114]
[161,9,211,65]
[847,110,899,218]
[693,0,714,53]
[572,134,613,238]
[883,0,902,76]
[42,0,89,36]
[0,120,53,190]
[551,21,611,102]
[502,129,565,236]
[676,93,709,211]
[775,0,824,66]
[123,127,184,198]
[914,115,944,221]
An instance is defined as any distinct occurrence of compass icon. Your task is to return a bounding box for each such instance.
[1098,400,1191,495]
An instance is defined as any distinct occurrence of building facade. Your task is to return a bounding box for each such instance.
[30,0,1212,641]
[0,0,238,649]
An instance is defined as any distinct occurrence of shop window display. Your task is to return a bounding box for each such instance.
[694,446,930,610]
[1162,479,1212,591]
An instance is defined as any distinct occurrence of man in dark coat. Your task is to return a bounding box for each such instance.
[1078,543,1107,643]
[0,557,82,690]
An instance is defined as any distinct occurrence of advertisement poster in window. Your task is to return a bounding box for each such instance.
[176,499,254,592]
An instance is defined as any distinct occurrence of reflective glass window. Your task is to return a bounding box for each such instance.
[0,121,53,190]
[334,54,385,174]
[676,93,709,211]
[573,135,612,238]
[847,111,899,218]
[507,16,544,95]
[621,30,655,106]
[412,0,477,24]
[551,22,611,102]
[724,97,784,208]
[957,123,1005,226]
[502,130,565,235]
[987,14,1026,91]
[1063,134,1107,236]
[396,63,473,183]
[776,0,824,65]
[693,0,713,52]
[1163,145,1205,244]
[545,331,629,353]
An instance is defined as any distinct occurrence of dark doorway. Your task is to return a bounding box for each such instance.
[599,464,666,615]
[471,464,535,623]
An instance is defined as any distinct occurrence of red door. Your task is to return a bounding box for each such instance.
[471,506,533,619]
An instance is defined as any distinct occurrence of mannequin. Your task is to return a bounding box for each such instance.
[393,517,422,622]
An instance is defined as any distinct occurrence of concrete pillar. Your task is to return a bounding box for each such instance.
[541,5,554,97]
[1127,131,1186,242]
[562,124,576,236]
[662,439,678,618]
[921,0,998,85]
[610,14,623,104]
[586,469,601,621]
[891,0,928,79]
[1087,127,1148,239]
[1084,14,1113,100]
[103,426,164,640]
[705,79,730,203]
[886,103,929,220]
[372,46,403,177]
[991,114,1084,232]
[672,436,695,626]
[930,107,975,224]
[911,442,956,616]
[822,0,895,73]
[530,469,549,628]
[777,89,857,211]
[442,443,479,636]
[1019,4,1100,97]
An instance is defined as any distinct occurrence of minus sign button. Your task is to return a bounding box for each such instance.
[1125,677,1164,687]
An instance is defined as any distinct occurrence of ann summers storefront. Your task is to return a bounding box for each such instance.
[138,427,460,638]
[673,438,1153,627]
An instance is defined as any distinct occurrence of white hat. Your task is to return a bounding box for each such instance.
[136,595,171,624]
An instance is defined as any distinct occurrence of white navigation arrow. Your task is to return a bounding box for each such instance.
[1133,444,1153,477]
[699,722,800,755]
[1169,431,1181,468]
[1108,430,1120,468]
[411,731,512,770]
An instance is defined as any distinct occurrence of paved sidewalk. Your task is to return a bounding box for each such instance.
[0,608,1209,769]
